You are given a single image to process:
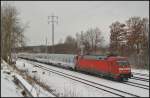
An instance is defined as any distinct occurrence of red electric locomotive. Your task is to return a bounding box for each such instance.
[75,54,133,81]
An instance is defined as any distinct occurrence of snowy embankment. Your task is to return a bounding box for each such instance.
[14,74,37,97]
[1,60,55,97]
[16,58,149,97]
[1,60,23,97]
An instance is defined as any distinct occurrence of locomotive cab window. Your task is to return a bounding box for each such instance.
[117,61,129,66]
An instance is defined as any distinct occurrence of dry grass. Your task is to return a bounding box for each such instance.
[15,67,58,97]
[63,87,78,97]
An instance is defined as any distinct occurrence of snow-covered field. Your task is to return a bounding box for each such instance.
[15,58,149,97]
[1,60,55,97]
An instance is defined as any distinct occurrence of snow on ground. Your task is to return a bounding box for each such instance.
[1,60,55,97]
[14,74,55,97]
[1,61,23,97]
[132,69,149,75]
[32,82,55,97]
[132,69,149,80]
[132,74,149,80]
[16,59,118,97]
[128,78,149,86]
[16,59,149,97]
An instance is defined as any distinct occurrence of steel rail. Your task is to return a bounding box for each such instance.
[131,77,149,82]
[132,72,149,77]
[122,82,149,90]
[127,81,149,87]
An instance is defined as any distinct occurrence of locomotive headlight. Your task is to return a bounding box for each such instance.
[119,68,130,71]
[119,68,123,73]
[119,68,124,70]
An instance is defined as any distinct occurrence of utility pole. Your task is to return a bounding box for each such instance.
[48,13,58,53]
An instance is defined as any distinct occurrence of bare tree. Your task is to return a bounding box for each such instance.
[76,28,104,54]
[64,35,76,45]
[1,2,27,63]
[61,35,77,53]
[126,17,149,68]
[126,17,143,54]
[76,31,90,53]
[109,17,149,68]
[109,21,126,55]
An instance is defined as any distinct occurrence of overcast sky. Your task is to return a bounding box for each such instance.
[4,1,149,46]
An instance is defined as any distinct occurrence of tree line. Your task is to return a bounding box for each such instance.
[62,16,149,69]
[59,27,105,54]
[109,17,149,69]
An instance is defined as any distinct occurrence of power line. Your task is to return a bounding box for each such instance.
[48,13,58,53]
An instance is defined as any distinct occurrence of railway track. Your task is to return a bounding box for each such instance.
[19,58,141,97]
[123,81,149,90]
[19,57,149,89]
[131,76,149,82]
[132,72,149,77]
[33,60,149,90]
[127,81,149,87]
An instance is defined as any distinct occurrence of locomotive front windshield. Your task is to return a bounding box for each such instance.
[117,61,130,66]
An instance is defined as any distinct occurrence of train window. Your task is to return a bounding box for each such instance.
[84,55,107,60]
[117,61,129,66]
[84,55,96,59]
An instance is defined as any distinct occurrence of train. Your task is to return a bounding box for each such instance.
[17,53,133,81]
